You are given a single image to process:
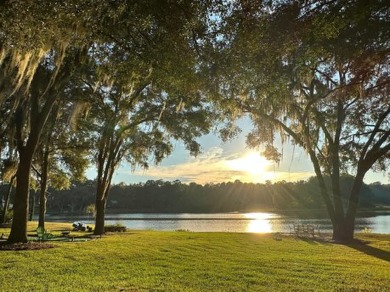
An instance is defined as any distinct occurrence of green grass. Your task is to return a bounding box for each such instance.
[1,222,389,291]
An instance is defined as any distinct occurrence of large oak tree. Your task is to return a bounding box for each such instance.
[1,0,101,243]
[1,0,214,242]
[209,0,389,241]
[78,1,214,235]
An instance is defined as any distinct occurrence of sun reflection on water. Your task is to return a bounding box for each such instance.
[245,213,273,233]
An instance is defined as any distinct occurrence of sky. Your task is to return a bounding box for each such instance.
[87,118,389,186]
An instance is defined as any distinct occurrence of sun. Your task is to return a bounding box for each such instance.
[226,152,271,176]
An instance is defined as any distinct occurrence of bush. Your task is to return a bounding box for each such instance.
[85,204,96,218]
[105,224,127,232]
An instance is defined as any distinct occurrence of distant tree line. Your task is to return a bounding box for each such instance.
[2,177,387,216]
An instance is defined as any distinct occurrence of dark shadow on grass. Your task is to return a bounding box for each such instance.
[346,240,390,263]
[294,235,390,262]
[26,234,93,243]
[291,235,332,245]
[297,237,322,245]
[0,241,55,250]
[293,236,390,262]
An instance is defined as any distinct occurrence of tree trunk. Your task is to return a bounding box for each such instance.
[38,148,50,229]
[7,153,33,243]
[341,220,355,242]
[344,171,366,241]
[308,150,339,235]
[6,55,74,243]
[330,171,367,242]
[1,176,15,224]
[94,196,107,235]
[38,187,48,229]
[331,220,347,242]
[29,190,35,221]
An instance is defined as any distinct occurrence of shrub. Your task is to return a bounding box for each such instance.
[105,224,127,232]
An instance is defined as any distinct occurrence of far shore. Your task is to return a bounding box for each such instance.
[43,206,390,217]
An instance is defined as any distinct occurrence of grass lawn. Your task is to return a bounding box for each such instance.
[0,222,389,291]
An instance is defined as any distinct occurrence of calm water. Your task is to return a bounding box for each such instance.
[45,211,390,234]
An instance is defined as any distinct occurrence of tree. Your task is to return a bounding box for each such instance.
[32,101,89,229]
[3,50,90,243]
[1,0,216,243]
[211,0,390,241]
[0,1,126,243]
[79,1,214,235]
[85,81,212,235]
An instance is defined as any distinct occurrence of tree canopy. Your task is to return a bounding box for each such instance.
[0,0,389,243]
[1,0,216,242]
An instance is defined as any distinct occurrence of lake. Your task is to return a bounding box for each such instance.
[45,211,390,234]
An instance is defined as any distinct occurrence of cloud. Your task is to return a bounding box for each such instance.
[131,147,230,183]
[128,147,315,184]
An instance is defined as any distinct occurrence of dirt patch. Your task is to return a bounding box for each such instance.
[0,241,55,251]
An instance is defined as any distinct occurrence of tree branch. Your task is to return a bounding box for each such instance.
[361,104,390,159]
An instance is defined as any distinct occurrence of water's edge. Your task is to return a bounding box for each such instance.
[40,211,390,234]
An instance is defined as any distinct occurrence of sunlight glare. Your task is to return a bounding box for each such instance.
[227,152,271,176]
[245,213,273,233]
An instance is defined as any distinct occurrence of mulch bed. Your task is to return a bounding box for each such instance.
[0,241,55,251]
